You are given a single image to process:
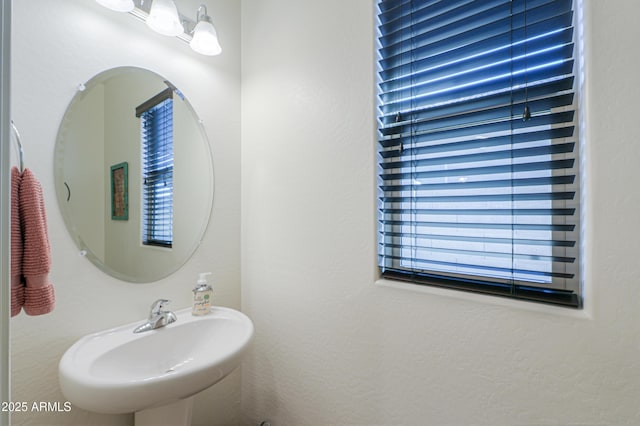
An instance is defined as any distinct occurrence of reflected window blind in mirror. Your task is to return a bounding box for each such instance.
[137,88,174,248]
[376,0,581,307]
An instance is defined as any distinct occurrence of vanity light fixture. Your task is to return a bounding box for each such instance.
[190,5,222,56]
[94,0,222,56]
[146,0,183,37]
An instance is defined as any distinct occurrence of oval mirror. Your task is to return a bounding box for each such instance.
[54,67,214,282]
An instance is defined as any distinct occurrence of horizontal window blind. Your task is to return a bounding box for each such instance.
[377,0,580,307]
[138,89,174,248]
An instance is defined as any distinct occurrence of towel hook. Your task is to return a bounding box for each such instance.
[10,120,24,172]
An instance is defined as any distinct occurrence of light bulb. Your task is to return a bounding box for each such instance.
[95,0,135,12]
[190,19,222,56]
[146,0,184,37]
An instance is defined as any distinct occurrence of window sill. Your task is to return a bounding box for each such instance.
[375,278,591,320]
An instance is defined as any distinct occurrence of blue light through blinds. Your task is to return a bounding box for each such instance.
[140,93,174,248]
[377,0,580,307]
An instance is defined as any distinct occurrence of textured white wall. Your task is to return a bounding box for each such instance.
[11,0,241,425]
[241,0,640,425]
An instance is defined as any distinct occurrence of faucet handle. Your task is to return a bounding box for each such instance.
[150,299,170,316]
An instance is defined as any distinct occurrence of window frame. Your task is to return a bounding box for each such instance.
[375,0,582,308]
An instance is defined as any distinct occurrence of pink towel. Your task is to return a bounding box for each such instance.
[18,168,55,316]
[11,167,24,317]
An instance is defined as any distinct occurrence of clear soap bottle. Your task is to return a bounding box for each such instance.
[192,272,213,316]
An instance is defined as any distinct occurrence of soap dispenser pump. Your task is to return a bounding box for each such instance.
[192,272,213,316]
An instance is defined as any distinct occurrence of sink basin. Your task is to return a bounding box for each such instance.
[59,306,253,414]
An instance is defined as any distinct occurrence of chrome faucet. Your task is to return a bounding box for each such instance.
[133,299,177,333]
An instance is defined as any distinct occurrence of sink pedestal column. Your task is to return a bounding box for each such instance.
[135,397,194,426]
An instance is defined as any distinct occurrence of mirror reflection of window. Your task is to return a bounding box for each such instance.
[136,88,174,248]
[55,67,214,282]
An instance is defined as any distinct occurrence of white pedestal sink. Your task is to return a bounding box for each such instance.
[58,306,253,425]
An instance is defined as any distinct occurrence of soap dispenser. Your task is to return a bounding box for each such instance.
[192,272,213,316]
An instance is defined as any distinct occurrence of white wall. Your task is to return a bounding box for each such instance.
[11,1,241,425]
[10,0,640,425]
[241,0,640,425]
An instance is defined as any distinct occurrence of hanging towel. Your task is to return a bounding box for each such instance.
[19,168,55,316]
[10,167,24,317]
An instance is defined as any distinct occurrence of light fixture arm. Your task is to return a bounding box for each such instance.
[193,5,214,31]
[196,5,209,22]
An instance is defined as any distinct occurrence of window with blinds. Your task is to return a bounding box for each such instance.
[137,88,174,248]
[376,0,581,307]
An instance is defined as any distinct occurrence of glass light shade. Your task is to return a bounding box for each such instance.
[190,20,222,56]
[95,0,135,12]
[146,0,184,37]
